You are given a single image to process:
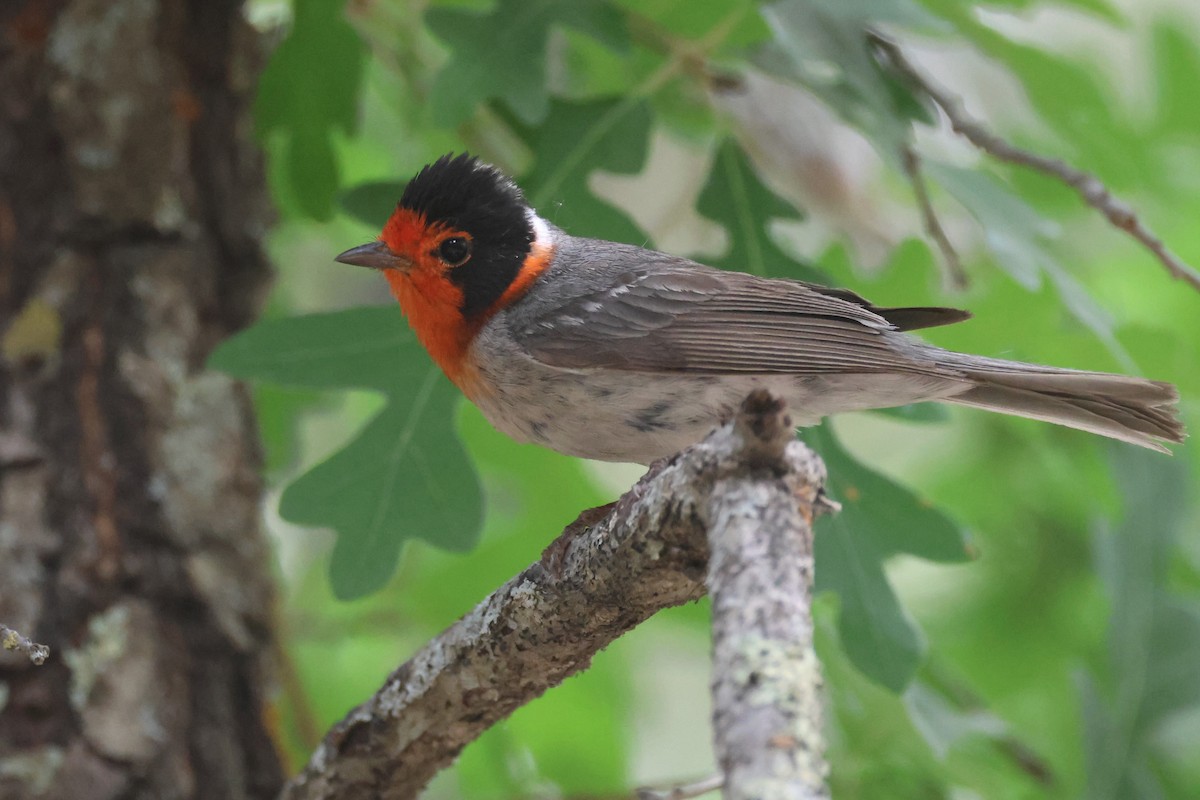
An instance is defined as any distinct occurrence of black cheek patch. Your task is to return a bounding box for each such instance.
[450,248,525,318]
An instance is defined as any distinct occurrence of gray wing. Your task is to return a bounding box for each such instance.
[512,262,970,376]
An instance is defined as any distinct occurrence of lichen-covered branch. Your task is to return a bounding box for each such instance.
[870,31,1200,293]
[707,392,829,800]
[0,624,49,666]
[281,393,830,800]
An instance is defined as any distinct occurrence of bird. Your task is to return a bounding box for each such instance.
[335,153,1184,464]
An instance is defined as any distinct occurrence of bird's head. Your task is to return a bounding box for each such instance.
[336,153,545,319]
[336,154,554,389]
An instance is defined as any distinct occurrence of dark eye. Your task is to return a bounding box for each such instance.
[438,236,472,267]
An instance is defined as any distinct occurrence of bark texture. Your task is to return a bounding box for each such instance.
[283,392,828,800]
[707,393,828,800]
[0,1,281,798]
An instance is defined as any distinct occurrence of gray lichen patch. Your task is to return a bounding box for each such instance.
[64,604,131,712]
[46,0,186,225]
[0,745,65,795]
[62,601,184,763]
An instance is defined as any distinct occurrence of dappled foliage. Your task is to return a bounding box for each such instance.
[226,0,1200,796]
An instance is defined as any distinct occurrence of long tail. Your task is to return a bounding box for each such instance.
[938,353,1185,453]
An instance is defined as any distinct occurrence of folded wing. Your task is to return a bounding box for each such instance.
[513,264,968,377]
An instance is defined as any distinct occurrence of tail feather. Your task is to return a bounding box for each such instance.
[942,356,1184,453]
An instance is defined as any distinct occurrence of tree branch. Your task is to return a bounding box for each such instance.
[281,393,829,800]
[708,392,829,799]
[870,31,1200,293]
[900,144,968,291]
[0,623,49,666]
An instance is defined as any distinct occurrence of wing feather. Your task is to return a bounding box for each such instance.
[513,263,966,376]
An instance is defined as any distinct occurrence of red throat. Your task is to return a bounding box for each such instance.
[382,267,477,390]
[377,208,470,389]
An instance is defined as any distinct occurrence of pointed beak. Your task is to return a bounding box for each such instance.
[334,241,411,271]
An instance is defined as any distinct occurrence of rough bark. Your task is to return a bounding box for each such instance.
[0,1,281,798]
[282,392,829,800]
[707,393,828,800]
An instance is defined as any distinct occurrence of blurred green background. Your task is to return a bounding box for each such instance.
[225,0,1200,796]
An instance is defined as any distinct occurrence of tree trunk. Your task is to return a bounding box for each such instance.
[0,1,281,798]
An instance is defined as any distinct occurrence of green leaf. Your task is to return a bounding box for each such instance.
[920,2,1139,186]
[1007,46,1141,185]
[924,162,1133,367]
[696,140,822,281]
[1152,22,1200,142]
[922,162,1055,291]
[404,410,628,795]
[649,75,718,139]
[426,0,628,126]
[903,681,1008,760]
[255,0,365,220]
[210,308,483,599]
[557,27,644,100]
[610,0,769,52]
[804,0,948,29]
[210,307,411,392]
[816,512,923,692]
[340,182,405,229]
[1141,600,1200,728]
[756,0,946,159]
[815,424,971,564]
[284,369,480,598]
[397,404,610,624]
[920,0,1121,23]
[807,424,970,691]
[517,98,653,242]
[916,0,1108,21]
[252,384,329,475]
[1079,674,1167,800]
[1084,445,1196,799]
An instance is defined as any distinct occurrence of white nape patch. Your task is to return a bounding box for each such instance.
[527,210,552,248]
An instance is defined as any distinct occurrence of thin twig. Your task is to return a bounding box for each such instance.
[870,31,1200,292]
[900,144,968,290]
[273,628,324,757]
[1,623,50,665]
[637,774,725,800]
